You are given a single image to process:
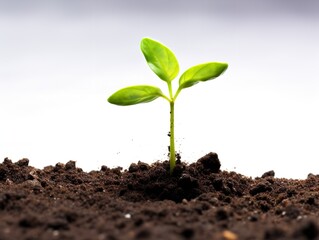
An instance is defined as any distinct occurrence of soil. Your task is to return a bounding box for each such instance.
[1,153,319,240]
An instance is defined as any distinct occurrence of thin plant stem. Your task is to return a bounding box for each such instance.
[167,81,176,174]
[169,101,175,174]
[173,87,182,101]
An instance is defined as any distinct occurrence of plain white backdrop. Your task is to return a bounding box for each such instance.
[0,0,318,178]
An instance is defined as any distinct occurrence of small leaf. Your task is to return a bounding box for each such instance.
[140,38,179,82]
[179,62,228,90]
[108,85,165,106]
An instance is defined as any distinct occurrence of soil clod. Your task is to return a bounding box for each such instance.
[261,170,275,178]
[197,152,221,173]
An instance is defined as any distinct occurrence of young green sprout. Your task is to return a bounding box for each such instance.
[108,38,228,174]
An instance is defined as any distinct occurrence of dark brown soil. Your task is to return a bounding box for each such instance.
[1,153,319,240]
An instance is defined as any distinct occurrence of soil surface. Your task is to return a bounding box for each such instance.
[1,153,319,240]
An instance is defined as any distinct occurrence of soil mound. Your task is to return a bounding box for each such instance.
[1,153,319,239]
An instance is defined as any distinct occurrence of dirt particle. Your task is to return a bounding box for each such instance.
[181,228,195,239]
[216,208,229,221]
[100,165,109,172]
[284,205,301,219]
[128,163,139,173]
[306,197,316,205]
[248,215,258,222]
[135,229,151,239]
[19,216,41,228]
[111,167,123,175]
[264,227,285,239]
[197,152,221,173]
[250,182,272,196]
[178,174,198,189]
[5,178,13,185]
[293,220,319,239]
[307,173,319,179]
[3,158,12,165]
[47,218,69,230]
[54,163,65,171]
[134,218,144,227]
[212,178,224,191]
[65,160,76,170]
[23,179,42,188]
[15,158,29,167]
[137,161,149,171]
[261,170,275,178]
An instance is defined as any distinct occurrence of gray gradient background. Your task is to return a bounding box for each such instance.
[0,0,318,178]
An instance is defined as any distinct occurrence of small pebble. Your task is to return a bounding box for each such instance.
[29,170,39,180]
[23,179,42,188]
[222,230,238,240]
[52,230,59,237]
[182,199,188,204]
[5,179,13,185]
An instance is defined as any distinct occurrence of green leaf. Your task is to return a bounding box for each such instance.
[140,38,179,82]
[179,62,228,90]
[108,85,165,106]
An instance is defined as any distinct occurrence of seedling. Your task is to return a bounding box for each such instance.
[108,38,228,174]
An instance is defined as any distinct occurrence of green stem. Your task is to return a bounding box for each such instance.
[167,81,176,174]
[169,101,175,174]
[167,82,173,99]
[173,87,182,101]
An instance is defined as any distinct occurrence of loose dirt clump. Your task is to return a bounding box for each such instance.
[1,153,319,240]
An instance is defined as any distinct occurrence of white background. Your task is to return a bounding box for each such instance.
[0,0,318,178]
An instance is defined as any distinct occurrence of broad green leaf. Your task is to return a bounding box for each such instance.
[179,62,228,90]
[140,38,179,82]
[108,85,165,106]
